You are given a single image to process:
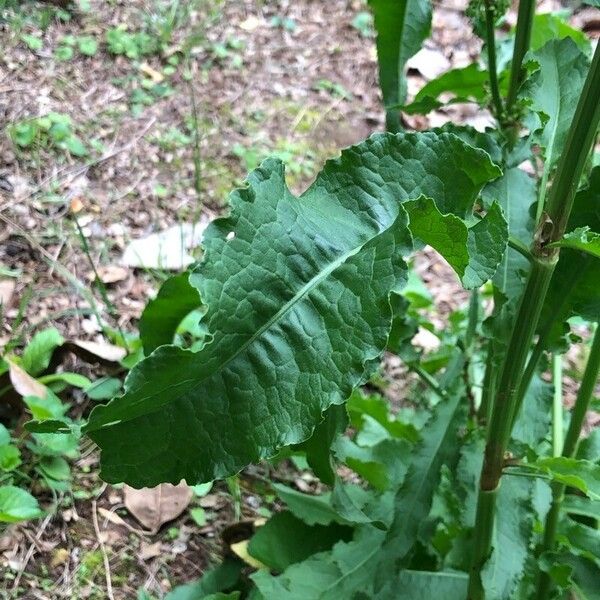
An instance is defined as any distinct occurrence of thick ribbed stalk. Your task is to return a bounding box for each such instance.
[512,265,585,429]
[468,42,600,600]
[479,259,556,492]
[506,0,535,112]
[536,328,600,600]
[468,259,556,600]
[483,0,504,121]
[478,345,496,424]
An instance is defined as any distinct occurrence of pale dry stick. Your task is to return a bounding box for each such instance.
[11,513,53,594]
[47,239,66,279]
[111,173,145,203]
[309,96,346,137]
[92,499,115,600]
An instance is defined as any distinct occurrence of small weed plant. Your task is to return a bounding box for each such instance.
[12,1,600,599]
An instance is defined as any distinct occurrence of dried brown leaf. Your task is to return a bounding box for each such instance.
[124,482,193,533]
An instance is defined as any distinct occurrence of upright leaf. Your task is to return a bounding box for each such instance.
[481,478,535,599]
[530,13,591,55]
[375,373,465,584]
[85,133,500,487]
[481,167,536,298]
[367,0,432,131]
[293,404,348,485]
[521,38,590,171]
[541,168,600,332]
[511,375,553,450]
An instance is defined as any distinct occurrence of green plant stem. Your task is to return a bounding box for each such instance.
[468,489,497,599]
[480,259,557,491]
[536,327,600,600]
[409,364,448,400]
[465,289,479,350]
[551,354,563,458]
[468,41,600,600]
[508,235,533,261]
[483,0,504,121]
[506,0,535,112]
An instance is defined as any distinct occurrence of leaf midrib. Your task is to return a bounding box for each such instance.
[91,229,387,430]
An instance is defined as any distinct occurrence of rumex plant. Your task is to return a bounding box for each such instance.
[35,1,600,598]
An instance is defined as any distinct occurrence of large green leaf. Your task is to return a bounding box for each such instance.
[248,511,353,572]
[404,196,508,289]
[0,485,43,523]
[521,38,590,171]
[139,272,202,355]
[85,133,499,487]
[368,0,432,131]
[251,526,385,599]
